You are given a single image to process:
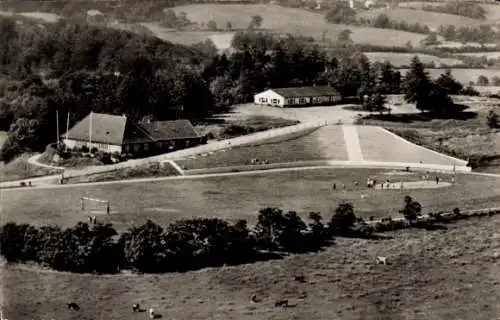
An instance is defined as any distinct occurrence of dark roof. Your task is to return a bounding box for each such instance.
[64,112,127,145]
[122,122,155,144]
[138,120,200,141]
[270,86,340,98]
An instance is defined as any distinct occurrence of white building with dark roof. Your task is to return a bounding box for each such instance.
[253,86,341,108]
[62,112,205,157]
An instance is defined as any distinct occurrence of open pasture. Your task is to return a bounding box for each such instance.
[398,68,500,84]
[178,126,348,170]
[167,4,426,46]
[364,52,463,67]
[357,8,482,28]
[2,168,500,233]
[458,51,500,58]
[3,211,500,320]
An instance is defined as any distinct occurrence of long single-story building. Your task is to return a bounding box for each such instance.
[253,86,342,108]
[62,112,206,157]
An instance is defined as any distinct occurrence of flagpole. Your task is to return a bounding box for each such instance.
[65,111,70,152]
[89,111,92,149]
[56,109,60,145]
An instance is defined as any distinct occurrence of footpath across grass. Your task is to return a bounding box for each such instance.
[0,154,63,182]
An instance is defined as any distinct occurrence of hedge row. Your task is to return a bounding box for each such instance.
[2,200,498,274]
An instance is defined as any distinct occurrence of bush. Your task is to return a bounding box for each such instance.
[487,110,499,129]
[399,196,422,223]
[329,203,356,235]
[254,207,308,252]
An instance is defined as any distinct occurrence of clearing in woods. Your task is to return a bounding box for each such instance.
[3,214,500,320]
[398,68,500,84]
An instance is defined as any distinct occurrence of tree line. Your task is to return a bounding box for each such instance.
[421,1,486,20]
[0,196,437,274]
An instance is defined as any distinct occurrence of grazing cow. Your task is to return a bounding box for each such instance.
[88,216,93,224]
[149,308,155,319]
[294,275,306,283]
[250,294,259,303]
[132,304,140,312]
[67,302,80,311]
[376,256,387,265]
[275,299,289,308]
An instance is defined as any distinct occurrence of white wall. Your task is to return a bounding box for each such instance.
[254,90,285,107]
[64,139,122,154]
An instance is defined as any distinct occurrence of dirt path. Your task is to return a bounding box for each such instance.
[342,125,364,161]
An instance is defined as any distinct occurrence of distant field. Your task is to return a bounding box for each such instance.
[479,3,500,21]
[168,4,427,46]
[357,8,482,29]
[177,126,348,170]
[2,168,500,234]
[398,68,500,84]
[364,52,463,67]
[459,51,500,58]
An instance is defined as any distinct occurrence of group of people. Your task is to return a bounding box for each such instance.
[331,170,457,193]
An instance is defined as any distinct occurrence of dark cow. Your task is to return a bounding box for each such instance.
[67,302,80,311]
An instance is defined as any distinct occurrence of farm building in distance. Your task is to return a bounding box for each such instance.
[62,112,205,158]
[254,86,342,108]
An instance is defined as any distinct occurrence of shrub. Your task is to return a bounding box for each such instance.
[399,196,422,223]
[487,110,499,129]
[255,207,307,252]
[0,223,30,262]
[329,203,356,235]
[80,145,89,153]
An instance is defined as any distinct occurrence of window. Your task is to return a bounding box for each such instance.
[156,142,163,149]
[125,145,130,152]
[271,99,278,104]
[144,143,149,151]
[259,97,268,103]
[287,99,294,105]
[299,98,306,104]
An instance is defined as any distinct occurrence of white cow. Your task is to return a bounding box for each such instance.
[376,256,388,265]
[149,308,155,319]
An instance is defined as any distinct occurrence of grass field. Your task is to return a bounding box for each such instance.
[2,168,500,234]
[357,103,500,173]
[177,126,348,170]
[459,51,500,58]
[357,8,482,29]
[357,126,466,165]
[167,4,427,46]
[3,212,500,320]
[364,52,463,67]
[398,68,500,84]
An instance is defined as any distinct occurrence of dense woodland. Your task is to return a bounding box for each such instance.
[0,17,471,162]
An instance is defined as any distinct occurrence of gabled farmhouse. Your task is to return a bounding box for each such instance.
[253,86,341,108]
[62,112,205,157]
